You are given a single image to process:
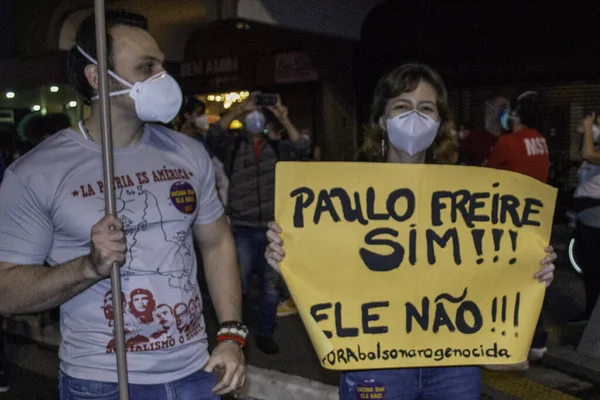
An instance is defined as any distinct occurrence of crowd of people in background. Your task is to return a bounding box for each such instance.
[176,92,313,354]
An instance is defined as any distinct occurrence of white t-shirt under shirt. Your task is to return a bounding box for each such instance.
[0,124,224,384]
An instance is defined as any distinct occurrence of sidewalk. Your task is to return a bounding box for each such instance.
[1,223,598,399]
[1,319,597,400]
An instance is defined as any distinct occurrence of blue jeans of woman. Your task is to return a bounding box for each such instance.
[232,225,279,339]
[339,366,481,400]
[59,369,219,400]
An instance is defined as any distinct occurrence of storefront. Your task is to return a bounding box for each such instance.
[173,51,320,135]
[172,19,357,161]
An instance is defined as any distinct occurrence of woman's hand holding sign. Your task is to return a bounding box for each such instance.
[265,221,556,287]
[266,222,284,274]
[537,246,556,287]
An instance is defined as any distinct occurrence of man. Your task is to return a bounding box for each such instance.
[102,290,126,329]
[0,10,245,399]
[188,297,199,330]
[208,93,310,354]
[486,90,550,364]
[152,304,176,339]
[129,288,156,325]
[459,96,509,166]
[175,303,190,334]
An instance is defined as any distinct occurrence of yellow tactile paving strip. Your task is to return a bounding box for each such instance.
[482,370,578,400]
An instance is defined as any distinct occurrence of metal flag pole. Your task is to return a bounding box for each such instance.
[93,1,130,398]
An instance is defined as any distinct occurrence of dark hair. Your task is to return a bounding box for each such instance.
[181,96,206,117]
[359,62,457,164]
[17,113,71,144]
[17,113,45,143]
[512,91,541,128]
[67,9,148,104]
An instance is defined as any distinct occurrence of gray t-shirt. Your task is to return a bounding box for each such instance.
[0,124,223,384]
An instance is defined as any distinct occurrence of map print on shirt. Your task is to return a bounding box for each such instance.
[122,186,195,292]
[80,167,199,293]
[72,165,208,353]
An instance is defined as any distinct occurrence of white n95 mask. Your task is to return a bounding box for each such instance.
[194,115,210,130]
[77,46,183,123]
[245,111,266,134]
[385,110,440,156]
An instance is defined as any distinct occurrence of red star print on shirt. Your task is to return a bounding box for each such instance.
[72,190,79,197]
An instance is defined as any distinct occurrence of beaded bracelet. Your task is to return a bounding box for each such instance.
[216,334,247,348]
[216,321,249,348]
[217,321,249,339]
[217,327,248,339]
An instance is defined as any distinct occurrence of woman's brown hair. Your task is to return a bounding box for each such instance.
[358,63,458,165]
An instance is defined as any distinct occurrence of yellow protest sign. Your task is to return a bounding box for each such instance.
[275,162,557,370]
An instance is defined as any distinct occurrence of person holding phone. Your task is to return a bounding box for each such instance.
[206,92,310,354]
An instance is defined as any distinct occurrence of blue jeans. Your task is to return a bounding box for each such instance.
[59,369,219,400]
[232,225,279,338]
[339,367,481,400]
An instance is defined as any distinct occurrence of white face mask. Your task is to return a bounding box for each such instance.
[194,115,209,130]
[244,111,266,134]
[385,110,440,156]
[77,46,183,123]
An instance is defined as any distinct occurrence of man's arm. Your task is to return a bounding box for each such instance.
[267,100,312,160]
[267,97,303,142]
[0,256,97,314]
[192,142,241,322]
[0,213,126,315]
[193,216,241,322]
[0,169,128,315]
[196,216,245,394]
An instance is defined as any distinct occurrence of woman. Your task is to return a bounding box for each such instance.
[570,112,600,323]
[264,63,557,399]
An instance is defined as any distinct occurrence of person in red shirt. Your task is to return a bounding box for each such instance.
[487,91,549,182]
[459,96,509,166]
[487,90,550,365]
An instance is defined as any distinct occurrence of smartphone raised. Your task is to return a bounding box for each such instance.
[256,93,278,107]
